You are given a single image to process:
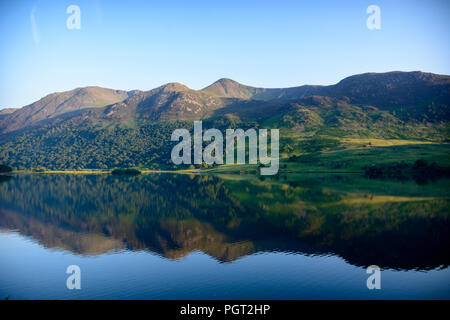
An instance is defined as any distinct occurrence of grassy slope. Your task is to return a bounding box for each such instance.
[208,142,450,173]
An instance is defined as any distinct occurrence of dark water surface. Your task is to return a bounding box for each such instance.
[0,173,449,299]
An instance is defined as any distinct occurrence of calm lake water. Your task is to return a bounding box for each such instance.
[0,173,449,299]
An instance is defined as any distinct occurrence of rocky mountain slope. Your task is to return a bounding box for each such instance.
[0,87,130,133]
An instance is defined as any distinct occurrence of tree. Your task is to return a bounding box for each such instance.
[0,164,13,173]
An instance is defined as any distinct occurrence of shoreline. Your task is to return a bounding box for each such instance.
[2,169,365,175]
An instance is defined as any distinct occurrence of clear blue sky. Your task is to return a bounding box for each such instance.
[0,0,449,108]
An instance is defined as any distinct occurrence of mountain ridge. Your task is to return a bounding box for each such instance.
[1,71,449,135]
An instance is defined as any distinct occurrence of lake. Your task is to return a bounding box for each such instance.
[0,173,449,299]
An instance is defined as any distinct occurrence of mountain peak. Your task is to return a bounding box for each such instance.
[155,82,190,93]
[201,78,256,99]
[215,78,241,85]
[207,78,245,89]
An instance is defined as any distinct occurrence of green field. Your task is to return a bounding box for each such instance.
[208,142,450,174]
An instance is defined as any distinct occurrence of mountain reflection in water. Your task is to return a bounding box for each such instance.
[0,173,448,271]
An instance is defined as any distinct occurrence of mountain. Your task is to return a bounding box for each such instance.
[201,78,323,100]
[0,86,130,133]
[0,108,17,120]
[0,71,449,170]
[201,78,257,99]
[92,82,228,122]
[1,72,449,134]
[324,71,450,121]
[1,71,448,136]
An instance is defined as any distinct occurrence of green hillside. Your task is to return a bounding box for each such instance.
[0,71,449,171]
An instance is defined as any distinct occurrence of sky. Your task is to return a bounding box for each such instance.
[0,0,449,109]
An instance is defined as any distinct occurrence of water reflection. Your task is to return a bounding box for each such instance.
[0,173,448,270]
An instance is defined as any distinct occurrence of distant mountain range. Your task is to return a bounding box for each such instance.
[0,71,449,170]
[1,71,449,135]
